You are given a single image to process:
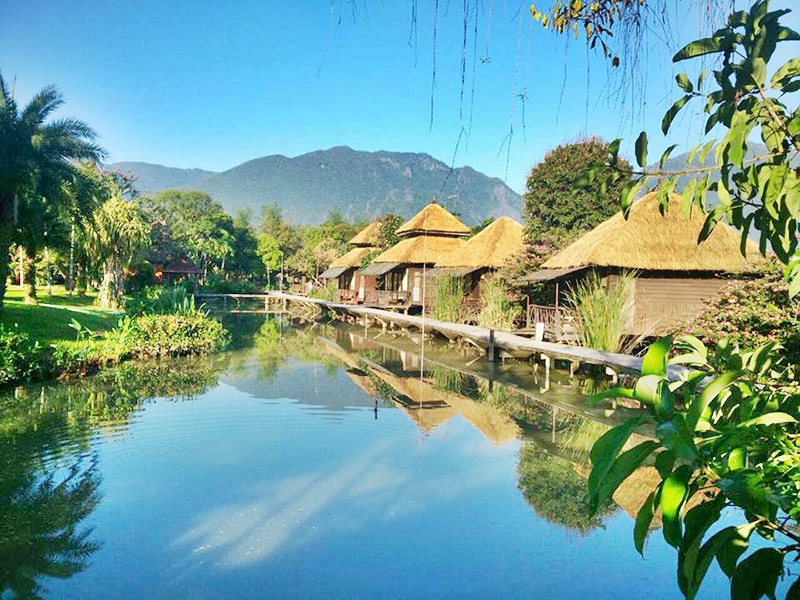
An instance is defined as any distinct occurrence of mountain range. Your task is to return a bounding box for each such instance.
[109,146,523,226]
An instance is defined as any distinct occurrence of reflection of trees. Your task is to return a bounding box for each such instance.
[0,398,101,599]
[0,357,220,598]
[517,443,613,535]
[253,320,341,381]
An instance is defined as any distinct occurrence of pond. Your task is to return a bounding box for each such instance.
[1,315,734,599]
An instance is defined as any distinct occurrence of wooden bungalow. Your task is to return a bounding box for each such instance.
[151,255,203,285]
[432,216,525,311]
[361,202,470,309]
[522,191,766,339]
[319,220,381,303]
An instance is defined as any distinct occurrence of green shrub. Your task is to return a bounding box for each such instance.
[432,275,465,322]
[682,265,800,363]
[201,273,259,294]
[126,284,204,316]
[0,325,46,385]
[128,313,230,358]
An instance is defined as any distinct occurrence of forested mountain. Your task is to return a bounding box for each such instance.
[110,146,522,225]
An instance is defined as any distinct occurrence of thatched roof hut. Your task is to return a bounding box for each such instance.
[436,216,525,271]
[523,191,767,336]
[395,202,471,238]
[362,203,470,305]
[539,191,764,273]
[370,235,465,266]
[349,220,382,246]
[320,221,381,290]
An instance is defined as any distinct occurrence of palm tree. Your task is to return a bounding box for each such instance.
[84,186,150,309]
[0,72,104,309]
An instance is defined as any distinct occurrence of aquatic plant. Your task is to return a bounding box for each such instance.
[565,270,638,353]
[431,275,464,322]
[477,279,520,330]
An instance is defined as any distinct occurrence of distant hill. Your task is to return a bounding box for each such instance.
[110,146,523,226]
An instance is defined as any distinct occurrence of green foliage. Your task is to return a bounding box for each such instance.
[682,265,800,364]
[517,443,611,534]
[139,190,234,275]
[0,325,45,385]
[565,270,638,353]
[377,213,404,249]
[432,275,465,322]
[523,137,632,248]
[589,336,800,599]
[85,191,151,309]
[600,1,800,296]
[0,72,104,309]
[127,313,229,358]
[126,285,203,316]
[477,279,520,330]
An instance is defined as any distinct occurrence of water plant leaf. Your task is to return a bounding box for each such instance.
[661,465,691,548]
[642,335,672,376]
[634,491,657,555]
[592,440,659,514]
[679,495,725,599]
[730,548,783,600]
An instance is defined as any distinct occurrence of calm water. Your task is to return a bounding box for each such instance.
[1,315,734,599]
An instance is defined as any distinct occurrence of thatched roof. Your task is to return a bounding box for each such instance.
[541,192,765,273]
[370,235,464,265]
[328,246,375,269]
[436,216,525,269]
[349,220,382,246]
[395,202,471,237]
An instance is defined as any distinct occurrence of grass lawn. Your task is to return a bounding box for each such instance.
[1,285,122,346]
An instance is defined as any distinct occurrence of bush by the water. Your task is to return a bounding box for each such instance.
[477,279,520,330]
[0,312,229,388]
[0,325,46,385]
[128,313,229,358]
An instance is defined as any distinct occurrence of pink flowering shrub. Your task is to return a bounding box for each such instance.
[681,264,800,363]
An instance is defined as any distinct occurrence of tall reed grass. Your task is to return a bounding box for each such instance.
[432,275,465,322]
[565,270,640,353]
[478,279,520,330]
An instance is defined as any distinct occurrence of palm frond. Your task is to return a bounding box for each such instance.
[21,84,63,126]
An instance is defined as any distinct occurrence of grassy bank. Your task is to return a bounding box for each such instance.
[1,285,229,388]
[1,286,121,347]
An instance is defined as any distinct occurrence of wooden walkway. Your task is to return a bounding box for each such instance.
[200,291,681,380]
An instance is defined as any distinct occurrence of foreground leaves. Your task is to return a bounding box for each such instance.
[589,336,799,599]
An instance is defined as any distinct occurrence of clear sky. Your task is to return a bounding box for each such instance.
[1,1,798,194]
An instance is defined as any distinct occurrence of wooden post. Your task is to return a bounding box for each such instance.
[488,329,495,362]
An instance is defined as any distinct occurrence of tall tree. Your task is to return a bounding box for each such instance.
[85,183,150,309]
[0,73,104,309]
[522,137,632,248]
[139,190,234,277]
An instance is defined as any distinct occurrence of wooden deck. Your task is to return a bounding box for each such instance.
[260,292,681,379]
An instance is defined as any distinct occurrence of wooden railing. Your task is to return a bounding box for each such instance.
[364,290,411,307]
[335,289,359,304]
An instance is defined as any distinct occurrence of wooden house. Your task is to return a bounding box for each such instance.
[361,202,470,309]
[522,192,766,338]
[432,216,525,311]
[151,255,203,285]
[320,220,381,303]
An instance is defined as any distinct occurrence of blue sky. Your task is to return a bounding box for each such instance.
[2,1,798,194]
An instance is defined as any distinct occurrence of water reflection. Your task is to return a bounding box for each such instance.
[1,315,676,598]
[0,358,221,598]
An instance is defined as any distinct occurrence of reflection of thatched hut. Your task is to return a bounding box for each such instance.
[362,203,469,308]
[320,220,381,303]
[522,192,766,338]
[433,216,525,308]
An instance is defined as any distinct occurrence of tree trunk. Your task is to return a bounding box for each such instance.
[24,248,38,304]
[0,191,14,310]
[98,255,123,309]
